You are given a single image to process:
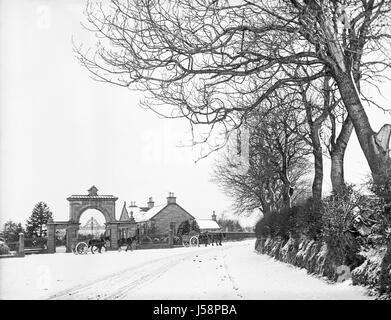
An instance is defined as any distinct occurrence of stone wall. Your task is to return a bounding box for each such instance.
[255,236,389,297]
[255,237,333,278]
[224,232,255,241]
[351,246,388,294]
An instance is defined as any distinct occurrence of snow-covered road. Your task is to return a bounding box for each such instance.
[0,240,371,300]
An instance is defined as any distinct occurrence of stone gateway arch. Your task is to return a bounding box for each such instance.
[47,186,136,253]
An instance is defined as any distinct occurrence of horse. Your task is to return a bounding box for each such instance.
[117,236,137,252]
[198,232,225,247]
[198,232,210,247]
[88,235,110,254]
[211,232,224,246]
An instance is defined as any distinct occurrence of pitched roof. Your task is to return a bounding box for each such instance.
[80,217,105,230]
[127,200,194,223]
[195,219,221,230]
[67,195,118,200]
[131,204,167,222]
[119,202,130,221]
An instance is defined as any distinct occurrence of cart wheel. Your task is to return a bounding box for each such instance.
[75,242,88,255]
[91,246,100,254]
[190,236,199,247]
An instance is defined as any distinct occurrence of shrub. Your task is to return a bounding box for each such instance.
[255,211,281,238]
[55,237,66,246]
[367,171,391,203]
[255,198,322,240]
[173,236,181,245]
[292,198,322,240]
[141,235,152,243]
[177,220,190,236]
[25,237,47,248]
[0,242,10,255]
[379,202,391,295]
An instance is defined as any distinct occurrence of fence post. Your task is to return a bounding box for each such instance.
[169,229,173,248]
[18,233,25,257]
[169,222,176,248]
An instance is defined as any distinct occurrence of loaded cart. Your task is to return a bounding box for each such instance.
[180,230,199,247]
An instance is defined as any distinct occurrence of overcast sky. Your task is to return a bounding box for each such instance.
[1,0,390,228]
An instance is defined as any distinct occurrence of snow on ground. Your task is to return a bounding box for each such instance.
[0,240,371,300]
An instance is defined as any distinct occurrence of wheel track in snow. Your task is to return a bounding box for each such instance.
[47,244,235,300]
[221,247,244,298]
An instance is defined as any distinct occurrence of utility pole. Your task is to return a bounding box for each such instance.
[90,217,94,237]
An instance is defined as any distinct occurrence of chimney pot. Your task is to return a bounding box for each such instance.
[129,201,137,207]
[147,197,154,209]
[167,192,176,204]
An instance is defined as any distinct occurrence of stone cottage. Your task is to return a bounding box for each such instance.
[119,192,195,237]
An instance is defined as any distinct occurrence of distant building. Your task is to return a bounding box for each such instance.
[194,211,221,232]
[119,192,195,237]
[79,217,106,236]
[117,201,136,239]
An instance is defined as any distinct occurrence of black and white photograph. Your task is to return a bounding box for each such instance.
[1,0,391,306]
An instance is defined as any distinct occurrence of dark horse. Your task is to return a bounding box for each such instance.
[198,232,225,247]
[211,232,225,246]
[117,236,138,252]
[88,235,110,254]
[198,232,211,247]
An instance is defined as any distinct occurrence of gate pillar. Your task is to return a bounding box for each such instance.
[66,224,80,253]
[47,219,56,253]
[106,223,119,250]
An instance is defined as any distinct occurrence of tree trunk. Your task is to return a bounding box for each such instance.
[282,186,292,209]
[312,142,323,204]
[262,203,272,219]
[330,116,354,192]
[331,152,345,192]
[303,84,326,205]
[279,176,293,209]
[305,109,324,204]
[333,70,391,187]
[307,122,323,204]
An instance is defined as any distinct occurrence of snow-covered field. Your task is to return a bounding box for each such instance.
[0,240,371,300]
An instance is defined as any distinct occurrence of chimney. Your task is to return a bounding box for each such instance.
[129,211,135,223]
[129,201,137,207]
[147,197,154,209]
[167,192,176,204]
[212,210,217,221]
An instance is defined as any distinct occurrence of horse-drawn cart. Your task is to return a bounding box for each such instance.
[73,236,110,254]
[181,231,224,248]
[181,234,199,247]
[74,241,88,254]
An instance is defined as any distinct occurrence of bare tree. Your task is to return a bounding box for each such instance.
[248,92,312,207]
[77,0,391,192]
[212,98,311,216]
[213,148,280,217]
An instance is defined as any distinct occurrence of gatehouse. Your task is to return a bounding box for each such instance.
[47,186,137,253]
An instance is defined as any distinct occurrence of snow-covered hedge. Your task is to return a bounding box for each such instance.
[255,236,336,279]
[255,236,390,298]
[254,186,391,297]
